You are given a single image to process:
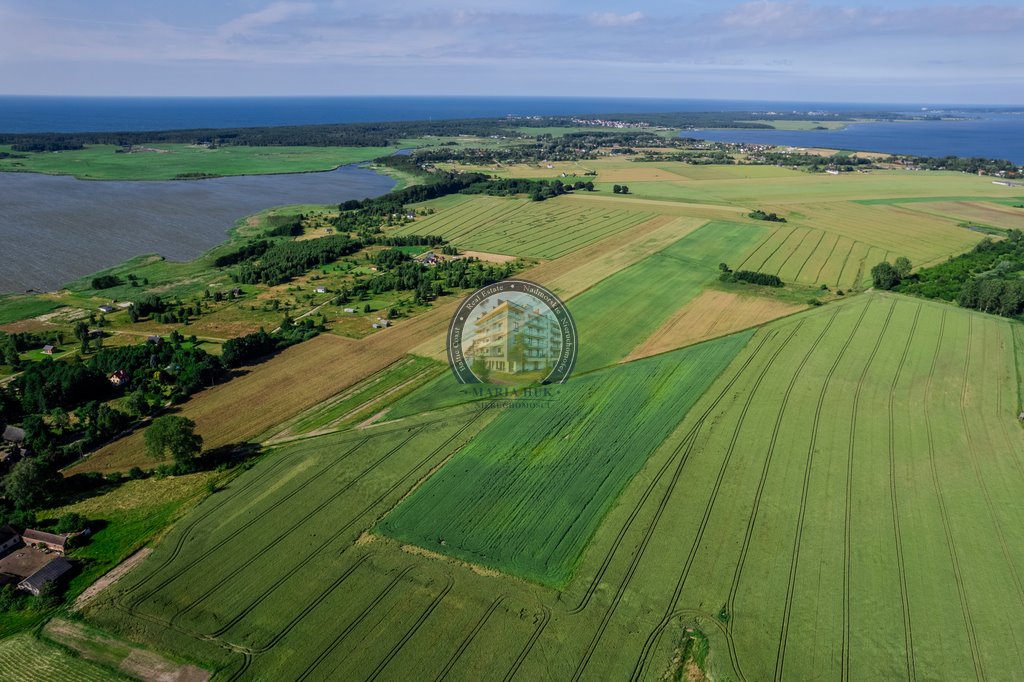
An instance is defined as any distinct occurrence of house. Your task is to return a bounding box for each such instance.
[108,369,129,387]
[1,425,24,444]
[17,557,72,596]
[21,529,68,554]
[315,286,327,294]
[41,345,55,355]
[376,318,391,328]
[230,288,242,298]
[97,305,115,314]
[146,335,162,345]
[420,251,439,265]
[0,525,19,556]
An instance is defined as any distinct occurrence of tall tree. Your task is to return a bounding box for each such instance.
[145,415,203,469]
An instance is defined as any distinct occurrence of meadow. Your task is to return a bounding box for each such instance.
[0,143,399,180]
[0,634,120,682]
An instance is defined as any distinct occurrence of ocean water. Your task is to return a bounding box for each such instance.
[0,165,393,294]
[0,96,909,133]
[691,113,1024,164]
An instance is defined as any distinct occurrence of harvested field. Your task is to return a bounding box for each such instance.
[0,633,120,682]
[625,289,806,361]
[906,200,1024,230]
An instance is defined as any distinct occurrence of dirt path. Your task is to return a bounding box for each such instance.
[73,547,152,611]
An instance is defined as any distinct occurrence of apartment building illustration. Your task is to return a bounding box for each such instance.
[465,297,562,374]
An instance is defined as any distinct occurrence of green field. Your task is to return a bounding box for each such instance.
[569,220,768,371]
[394,194,655,258]
[0,634,122,681]
[380,332,752,585]
[0,144,400,180]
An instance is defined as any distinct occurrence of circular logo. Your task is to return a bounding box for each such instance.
[447,279,577,385]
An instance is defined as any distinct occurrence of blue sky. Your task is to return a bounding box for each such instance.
[1,0,1021,103]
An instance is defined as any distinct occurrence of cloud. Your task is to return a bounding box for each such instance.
[217,2,315,40]
[588,11,644,27]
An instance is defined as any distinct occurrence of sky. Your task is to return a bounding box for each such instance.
[0,0,1022,104]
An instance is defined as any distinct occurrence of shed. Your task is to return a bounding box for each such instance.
[41,345,55,355]
[315,286,327,294]
[21,529,68,554]
[344,308,356,313]
[2,426,25,444]
[98,305,115,314]
[17,557,72,596]
[0,525,19,555]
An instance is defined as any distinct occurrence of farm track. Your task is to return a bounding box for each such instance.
[568,331,778,615]
[166,428,419,622]
[433,595,508,681]
[503,605,551,682]
[366,573,456,681]
[294,565,417,682]
[924,311,985,680]
[628,318,810,682]
[189,414,484,640]
[772,299,877,681]
[884,303,920,682]
[721,308,842,678]
[840,299,896,682]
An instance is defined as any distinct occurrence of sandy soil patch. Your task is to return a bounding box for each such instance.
[625,289,805,361]
[73,547,152,611]
[459,250,518,264]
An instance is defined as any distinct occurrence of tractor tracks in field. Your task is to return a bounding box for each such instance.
[197,413,483,643]
[625,320,806,682]
[885,303,921,682]
[434,595,508,681]
[772,298,878,682]
[840,298,896,682]
[721,306,844,680]
[569,326,788,682]
[568,330,779,615]
[167,427,425,627]
[925,311,985,681]
[504,605,552,682]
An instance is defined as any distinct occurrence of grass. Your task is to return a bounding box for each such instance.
[0,144,399,181]
[0,295,63,325]
[0,634,123,681]
[379,331,753,586]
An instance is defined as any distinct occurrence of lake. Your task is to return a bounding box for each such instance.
[689,113,1024,164]
[0,165,393,294]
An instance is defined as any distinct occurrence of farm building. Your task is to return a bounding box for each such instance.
[2,425,25,443]
[41,345,55,355]
[146,335,162,345]
[344,307,356,313]
[0,525,19,555]
[17,557,72,596]
[21,529,68,554]
[97,305,115,313]
[108,369,129,387]
[315,286,327,294]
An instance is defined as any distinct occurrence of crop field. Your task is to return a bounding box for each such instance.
[568,221,768,371]
[625,289,806,360]
[732,201,980,289]
[0,143,399,180]
[394,194,656,258]
[81,293,1024,681]
[903,199,1024,230]
[0,634,120,682]
[380,331,752,585]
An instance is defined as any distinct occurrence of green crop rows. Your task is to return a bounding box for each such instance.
[379,331,752,586]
